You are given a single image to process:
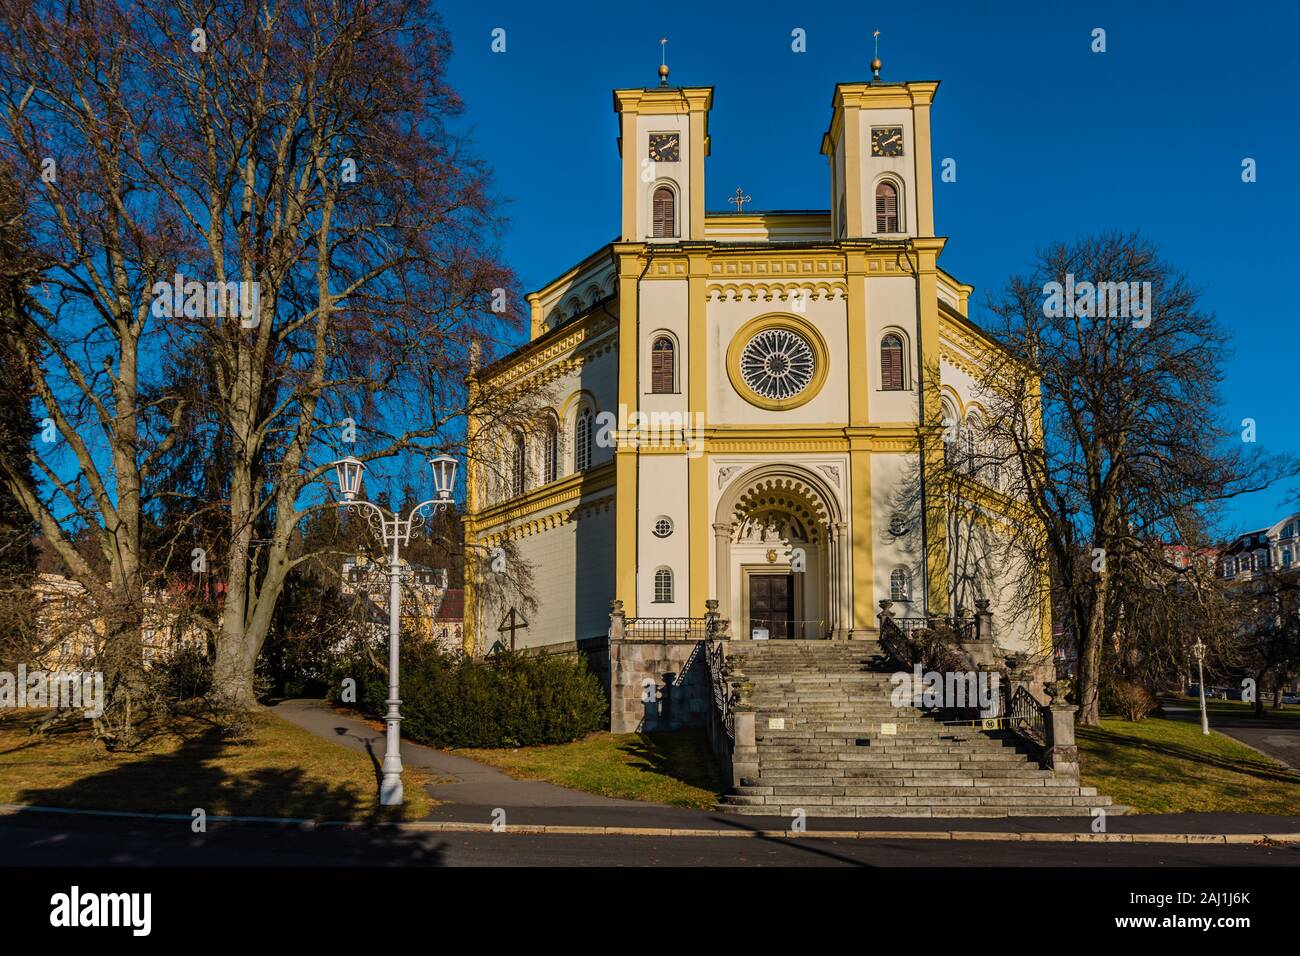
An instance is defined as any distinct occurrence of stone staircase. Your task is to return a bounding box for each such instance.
[715,640,1115,818]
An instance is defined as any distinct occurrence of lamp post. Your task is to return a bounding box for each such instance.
[1191,638,1210,736]
[330,453,459,805]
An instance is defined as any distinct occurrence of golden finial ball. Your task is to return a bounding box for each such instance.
[870,57,882,73]
[659,63,670,79]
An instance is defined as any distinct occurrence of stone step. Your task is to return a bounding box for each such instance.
[735,784,1102,798]
[715,803,1103,818]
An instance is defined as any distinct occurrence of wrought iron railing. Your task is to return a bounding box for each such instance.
[624,616,711,641]
[1006,685,1046,745]
[705,640,735,742]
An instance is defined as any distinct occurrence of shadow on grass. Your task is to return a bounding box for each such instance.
[617,731,725,795]
[10,727,446,866]
[1079,726,1300,787]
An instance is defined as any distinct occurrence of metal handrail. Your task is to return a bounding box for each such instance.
[1007,685,1047,745]
[624,616,710,641]
[705,639,736,742]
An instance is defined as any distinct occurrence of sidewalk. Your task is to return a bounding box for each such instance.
[272,700,1300,842]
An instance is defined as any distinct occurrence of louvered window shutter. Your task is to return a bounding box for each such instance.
[875,182,899,233]
[651,338,674,393]
[881,335,904,390]
[652,187,675,238]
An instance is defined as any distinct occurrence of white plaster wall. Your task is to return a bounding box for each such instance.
[856,108,918,239]
[634,114,691,242]
[637,454,690,615]
[870,452,924,614]
[639,279,689,416]
[477,497,616,651]
[867,275,922,424]
[708,295,850,425]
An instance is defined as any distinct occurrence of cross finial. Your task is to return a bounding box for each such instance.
[728,187,752,214]
[870,30,883,82]
[658,37,669,86]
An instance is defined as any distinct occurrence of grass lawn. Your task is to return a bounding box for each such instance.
[457,730,724,808]
[1079,715,1300,815]
[1167,695,1300,720]
[0,708,435,821]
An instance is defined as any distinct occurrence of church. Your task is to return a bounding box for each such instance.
[462,60,1048,667]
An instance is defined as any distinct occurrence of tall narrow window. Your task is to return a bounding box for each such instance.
[880,334,905,390]
[941,400,959,468]
[964,414,981,475]
[574,408,593,472]
[652,186,676,238]
[875,181,899,233]
[890,568,910,602]
[651,336,675,393]
[543,419,558,484]
[510,432,526,497]
[654,568,674,603]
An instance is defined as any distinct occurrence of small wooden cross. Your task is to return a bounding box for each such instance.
[728,187,752,214]
[497,606,529,651]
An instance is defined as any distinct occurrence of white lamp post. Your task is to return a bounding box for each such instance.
[1191,638,1210,736]
[329,453,459,805]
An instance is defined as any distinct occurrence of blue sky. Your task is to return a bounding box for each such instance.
[437,0,1300,535]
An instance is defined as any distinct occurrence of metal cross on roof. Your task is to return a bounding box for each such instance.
[728,187,752,214]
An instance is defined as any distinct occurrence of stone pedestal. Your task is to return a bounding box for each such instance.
[1045,702,1080,781]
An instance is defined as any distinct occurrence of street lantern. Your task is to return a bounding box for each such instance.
[1191,638,1210,736]
[326,451,461,805]
[333,456,365,501]
[429,454,458,501]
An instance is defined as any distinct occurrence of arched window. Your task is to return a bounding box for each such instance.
[964,414,981,475]
[574,408,593,472]
[875,181,899,233]
[940,399,959,467]
[542,418,558,484]
[880,333,905,390]
[652,186,676,238]
[510,432,526,497]
[654,567,674,603]
[890,567,910,602]
[651,336,675,393]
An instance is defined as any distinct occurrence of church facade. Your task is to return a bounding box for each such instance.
[463,69,1048,661]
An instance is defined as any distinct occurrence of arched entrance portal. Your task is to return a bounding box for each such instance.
[714,465,849,640]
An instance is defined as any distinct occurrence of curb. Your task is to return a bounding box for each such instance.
[3,804,1297,845]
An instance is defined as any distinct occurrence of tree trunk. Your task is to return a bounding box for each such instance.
[1076,586,1108,726]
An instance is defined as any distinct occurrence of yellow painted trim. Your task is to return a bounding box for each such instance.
[845,251,869,425]
[689,110,706,241]
[688,254,709,613]
[470,461,616,532]
[620,111,638,241]
[843,104,863,237]
[912,99,935,237]
[850,443,874,630]
[615,255,641,614]
[725,313,830,412]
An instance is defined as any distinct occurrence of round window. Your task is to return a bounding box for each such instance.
[739,327,816,402]
[653,516,674,538]
[889,514,909,537]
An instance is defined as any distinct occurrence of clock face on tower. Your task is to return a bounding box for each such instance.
[648,133,680,163]
[871,126,904,157]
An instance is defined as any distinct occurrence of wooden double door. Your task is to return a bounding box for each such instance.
[748,573,795,640]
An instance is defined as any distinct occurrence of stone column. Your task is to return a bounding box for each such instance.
[730,710,759,788]
[713,522,732,625]
[826,526,840,639]
[835,520,852,639]
[608,600,629,732]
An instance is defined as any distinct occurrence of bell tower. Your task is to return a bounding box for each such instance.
[613,59,712,243]
[821,56,938,241]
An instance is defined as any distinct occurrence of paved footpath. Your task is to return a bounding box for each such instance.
[273,700,1300,841]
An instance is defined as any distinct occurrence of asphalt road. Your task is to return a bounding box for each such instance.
[1164,701,1300,769]
[0,813,1295,867]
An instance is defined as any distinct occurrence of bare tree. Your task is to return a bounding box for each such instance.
[0,0,526,712]
[971,233,1296,725]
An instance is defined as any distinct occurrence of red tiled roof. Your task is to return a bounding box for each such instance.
[435,588,464,621]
